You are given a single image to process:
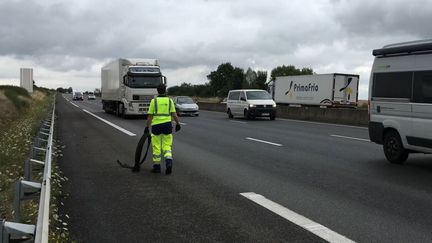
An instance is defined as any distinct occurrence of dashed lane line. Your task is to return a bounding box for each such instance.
[245,137,282,147]
[330,134,370,142]
[240,192,355,243]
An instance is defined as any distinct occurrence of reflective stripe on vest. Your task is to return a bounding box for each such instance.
[153,97,172,117]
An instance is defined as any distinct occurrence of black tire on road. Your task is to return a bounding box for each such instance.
[244,109,254,120]
[270,114,276,120]
[383,130,409,164]
[117,102,125,118]
[244,109,249,120]
[228,109,233,119]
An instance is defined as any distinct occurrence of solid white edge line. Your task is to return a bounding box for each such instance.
[240,192,355,243]
[69,102,79,108]
[82,109,136,136]
[331,135,370,142]
[179,122,187,125]
[246,137,282,146]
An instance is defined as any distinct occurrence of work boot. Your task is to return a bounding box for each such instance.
[165,159,173,175]
[151,164,161,173]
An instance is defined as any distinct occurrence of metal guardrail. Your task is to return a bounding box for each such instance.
[1,99,56,243]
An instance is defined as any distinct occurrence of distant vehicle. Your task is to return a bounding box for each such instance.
[226,89,276,120]
[87,92,96,100]
[173,96,199,116]
[369,40,432,164]
[269,73,359,107]
[73,92,83,101]
[101,58,166,117]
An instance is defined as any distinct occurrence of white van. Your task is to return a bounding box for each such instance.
[226,89,277,120]
[369,40,432,164]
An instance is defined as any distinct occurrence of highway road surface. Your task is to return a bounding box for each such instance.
[57,94,432,242]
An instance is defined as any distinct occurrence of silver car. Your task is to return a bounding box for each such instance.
[173,96,199,116]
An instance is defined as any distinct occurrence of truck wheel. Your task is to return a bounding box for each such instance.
[117,103,125,117]
[383,130,408,164]
[270,114,276,120]
[227,109,233,119]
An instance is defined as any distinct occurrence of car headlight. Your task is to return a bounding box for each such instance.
[272,104,276,107]
[249,104,256,108]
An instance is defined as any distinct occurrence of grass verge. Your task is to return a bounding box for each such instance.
[0,87,72,242]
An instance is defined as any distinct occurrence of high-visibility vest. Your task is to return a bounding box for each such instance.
[151,97,174,125]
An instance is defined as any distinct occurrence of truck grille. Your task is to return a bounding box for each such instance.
[133,95,154,101]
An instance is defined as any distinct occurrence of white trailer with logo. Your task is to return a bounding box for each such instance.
[271,73,359,107]
[101,58,166,117]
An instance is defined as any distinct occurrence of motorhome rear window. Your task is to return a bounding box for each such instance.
[421,76,432,99]
[413,71,432,103]
[373,72,412,99]
[228,91,240,100]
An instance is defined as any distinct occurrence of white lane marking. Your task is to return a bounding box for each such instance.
[246,137,282,147]
[70,102,79,108]
[240,192,355,243]
[331,134,370,142]
[82,109,136,136]
[277,118,367,130]
[179,122,187,125]
[230,120,247,124]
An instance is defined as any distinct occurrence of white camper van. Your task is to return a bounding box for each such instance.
[226,89,277,120]
[369,40,432,164]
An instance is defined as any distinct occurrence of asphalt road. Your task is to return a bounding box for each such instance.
[57,95,432,243]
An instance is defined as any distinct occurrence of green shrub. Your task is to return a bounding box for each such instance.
[0,85,31,111]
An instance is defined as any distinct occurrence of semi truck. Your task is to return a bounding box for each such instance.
[101,58,166,117]
[270,73,359,107]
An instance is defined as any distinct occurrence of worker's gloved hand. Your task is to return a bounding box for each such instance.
[144,126,149,134]
[175,123,181,132]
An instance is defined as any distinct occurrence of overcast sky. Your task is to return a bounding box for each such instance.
[0,0,431,99]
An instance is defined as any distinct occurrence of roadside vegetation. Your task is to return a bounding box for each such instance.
[0,85,71,242]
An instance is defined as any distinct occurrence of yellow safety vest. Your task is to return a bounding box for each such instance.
[149,97,174,125]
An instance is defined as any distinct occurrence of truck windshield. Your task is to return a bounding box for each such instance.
[127,76,161,88]
[246,91,272,100]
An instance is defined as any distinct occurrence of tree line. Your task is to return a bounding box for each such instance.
[168,63,313,97]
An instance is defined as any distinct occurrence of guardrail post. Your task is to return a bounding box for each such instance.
[0,219,35,243]
[13,181,41,222]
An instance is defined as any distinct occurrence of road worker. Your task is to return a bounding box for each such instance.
[144,84,180,174]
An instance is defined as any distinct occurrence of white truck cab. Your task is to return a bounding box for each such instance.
[369,40,432,163]
[226,89,277,120]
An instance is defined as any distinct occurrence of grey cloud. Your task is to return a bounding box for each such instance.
[333,0,432,38]
[0,0,429,95]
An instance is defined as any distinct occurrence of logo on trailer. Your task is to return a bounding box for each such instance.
[284,81,294,98]
[285,81,319,99]
[339,77,353,100]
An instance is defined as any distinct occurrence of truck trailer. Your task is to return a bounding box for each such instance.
[101,58,166,117]
[270,73,359,107]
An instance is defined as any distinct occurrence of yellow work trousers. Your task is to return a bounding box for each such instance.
[151,133,173,164]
